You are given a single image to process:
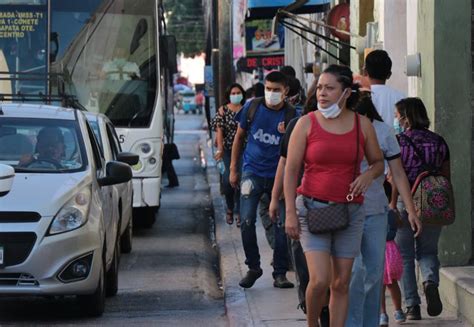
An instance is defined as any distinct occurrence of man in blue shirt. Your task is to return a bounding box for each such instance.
[230,71,295,289]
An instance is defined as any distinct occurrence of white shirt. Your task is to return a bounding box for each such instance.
[370,84,405,127]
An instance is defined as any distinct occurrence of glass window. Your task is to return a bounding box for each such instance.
[0,118,86,173]
[106,123,120,159]
[51,0,158,128]
[0,1,48,95]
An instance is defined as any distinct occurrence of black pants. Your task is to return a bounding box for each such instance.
[162,158,179,186]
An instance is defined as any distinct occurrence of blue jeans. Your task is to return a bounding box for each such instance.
[346,211,388,327]
[240,172,289,277]
[222,149,241,214]
[395,212,442,307]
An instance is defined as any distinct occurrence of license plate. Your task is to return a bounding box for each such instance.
[0,246,3,266]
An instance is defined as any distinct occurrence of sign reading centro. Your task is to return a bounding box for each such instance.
[0,10,45,38]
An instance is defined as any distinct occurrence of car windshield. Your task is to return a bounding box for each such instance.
[0,118,86,173]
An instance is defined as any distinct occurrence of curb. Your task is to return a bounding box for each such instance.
[200,136,254,327]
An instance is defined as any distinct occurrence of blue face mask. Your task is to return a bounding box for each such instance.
[229,94,243,105]
[393,119,404,134]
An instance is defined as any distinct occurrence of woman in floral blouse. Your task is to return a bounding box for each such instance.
[211,83,246,226]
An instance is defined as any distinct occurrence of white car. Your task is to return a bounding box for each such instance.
[0,104,132,316]
[85,112,138,254]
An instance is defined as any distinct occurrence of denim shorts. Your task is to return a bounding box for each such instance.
[296,195,365,258]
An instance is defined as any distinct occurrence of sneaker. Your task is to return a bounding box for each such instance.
[405,305,421,320]
[320,306,330,327]
[239,269,263,288]
[394,309,406,324]
[379,313,389,326]
[273,275,294,288]
[424,281,443,316]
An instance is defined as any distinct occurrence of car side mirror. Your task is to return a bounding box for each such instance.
[117,152,139,166]
[98,161,132,187]
[0,164,14,197]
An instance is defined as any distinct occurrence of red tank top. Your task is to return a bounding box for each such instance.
[297,112,365,203]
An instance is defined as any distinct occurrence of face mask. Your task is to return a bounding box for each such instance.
[229,94,243,105]
[265,91,283,106]
[317,89,347,119]
[393,119,404,134]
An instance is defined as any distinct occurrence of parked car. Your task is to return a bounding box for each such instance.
[0,104,132,316]
[85,112,138,254]
[180,90,197,114]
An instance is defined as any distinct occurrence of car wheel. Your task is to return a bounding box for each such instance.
[78,256,106,317]
[120,218,133,254]
[105,239,119,297]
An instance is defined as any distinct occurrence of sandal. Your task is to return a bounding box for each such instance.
[235,214,241,228]
[226,210,234,225]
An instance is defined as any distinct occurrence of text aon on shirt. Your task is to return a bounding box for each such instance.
[253,129,281,145]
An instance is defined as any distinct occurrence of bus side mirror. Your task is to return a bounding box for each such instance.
[160,35,178,75]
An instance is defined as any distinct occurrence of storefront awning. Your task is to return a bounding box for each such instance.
[246,0,330,20]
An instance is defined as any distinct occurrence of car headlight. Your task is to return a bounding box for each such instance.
[48,186,92,235]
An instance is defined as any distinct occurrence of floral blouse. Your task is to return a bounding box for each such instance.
[211,106,240,150]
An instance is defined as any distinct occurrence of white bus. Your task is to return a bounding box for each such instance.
[0,0,177,227]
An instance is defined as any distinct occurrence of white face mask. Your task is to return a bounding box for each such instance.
[229,94,243,104]
[265,90,283,106]
[317,89,348,119]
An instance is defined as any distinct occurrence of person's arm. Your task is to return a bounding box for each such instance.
[269,157,286,221]
[229,126,246,188]
[284,117,310,240]
[349,116,384,197]
[214,126,224,160]
[388,158,422,237]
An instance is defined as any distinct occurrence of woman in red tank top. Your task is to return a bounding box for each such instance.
[283,65,384,327]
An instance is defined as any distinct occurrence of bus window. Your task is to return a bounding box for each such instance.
[51,0,158,128]
[0,0,48,95]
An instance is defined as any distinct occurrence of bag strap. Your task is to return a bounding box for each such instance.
[353,113,360,182]
[247,97,296,129]
[283,102,296,127]
[246,97,263,127]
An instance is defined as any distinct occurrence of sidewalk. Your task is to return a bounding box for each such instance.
[202,138,469,327]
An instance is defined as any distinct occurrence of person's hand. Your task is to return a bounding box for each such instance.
[349,172,374,198]
[18,154,33,167]
[229,169,239,189]
[214,149,223,161]
[285,210,300,240]
[407,211,422,237]
[269,198,279,223]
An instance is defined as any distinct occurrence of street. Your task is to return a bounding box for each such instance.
[0,113,227,326]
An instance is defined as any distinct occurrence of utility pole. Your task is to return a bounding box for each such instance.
[218,0,232,107]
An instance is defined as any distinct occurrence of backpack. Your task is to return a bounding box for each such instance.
[246,97,297,131]
[401,134,455,226]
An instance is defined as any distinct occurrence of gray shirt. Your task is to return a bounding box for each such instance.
[361,120,401,216]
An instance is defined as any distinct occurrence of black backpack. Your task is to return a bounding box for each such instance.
[246,97,297,131]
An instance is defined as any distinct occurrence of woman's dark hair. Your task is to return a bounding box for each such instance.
[303,80,318,115]
[322,64,360,109]
[354,91,383,122]
[395,97,430,129]
[223,83,246,105]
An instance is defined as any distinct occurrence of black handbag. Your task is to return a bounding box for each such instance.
[163,143,180,160]
[305,114,360,234]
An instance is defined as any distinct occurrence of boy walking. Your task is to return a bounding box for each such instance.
[230,71,295,289]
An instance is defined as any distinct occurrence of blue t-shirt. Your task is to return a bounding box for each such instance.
[236,101,287,178]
